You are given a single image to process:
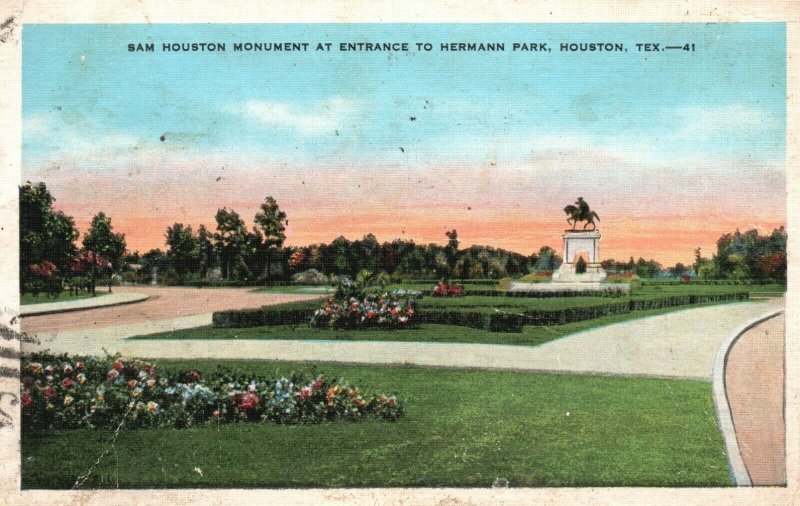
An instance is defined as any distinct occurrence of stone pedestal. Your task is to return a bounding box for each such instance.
[552,230,607,283]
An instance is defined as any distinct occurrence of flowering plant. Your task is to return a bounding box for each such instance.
[431,282,464,297]
[310,292,416,329]
[21,353,403,431]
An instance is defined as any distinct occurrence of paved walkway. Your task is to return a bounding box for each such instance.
[22,297,783,381]
[20,291,149,316]
[21,285,319,334]
[725,313,786,485]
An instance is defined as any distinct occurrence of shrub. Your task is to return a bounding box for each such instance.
[311,294,417,330]
[417,309,525,332]
[431,282,464,297]
[21,353,403,431]
[213,301,319,328]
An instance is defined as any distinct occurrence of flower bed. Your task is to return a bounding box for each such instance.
[21,354,403,431]
[310,294,417,329]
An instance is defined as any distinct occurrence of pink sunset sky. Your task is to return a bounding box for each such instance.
[28,148,785,266]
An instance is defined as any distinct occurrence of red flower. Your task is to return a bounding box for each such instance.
[75,361,84,371]
[113,360,124,371]
[43,386,56,399]
[187,370,202,381]
[313,378,324,390]
[127,379,138,389]
[21,392,32,408]
[107,369,120,381]
[390,308,399,315]
[238,392,260,411]
[61,378,74,389]
[299,387,312,398]
[367,310,375,319]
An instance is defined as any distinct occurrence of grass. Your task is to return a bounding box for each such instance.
[133,300,743,346]
[20,291,108,306]
[21,359,730,489]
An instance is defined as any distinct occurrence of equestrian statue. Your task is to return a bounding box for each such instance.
[563,197,600,231]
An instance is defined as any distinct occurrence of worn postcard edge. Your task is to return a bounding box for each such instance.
[0,1,797,504]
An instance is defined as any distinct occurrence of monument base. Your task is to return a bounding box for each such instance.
[551,263,607,283]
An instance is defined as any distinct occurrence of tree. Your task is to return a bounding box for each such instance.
[214,208,247,280]
[165,223,200,278]
[19,182,79,290]
[82,212,127,294]
[253,197,288,284]
[196,224,215,278]
[445,229,459,271]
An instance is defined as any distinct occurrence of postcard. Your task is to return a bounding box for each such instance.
[0,1,797,504]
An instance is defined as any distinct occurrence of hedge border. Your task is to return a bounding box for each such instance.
[212,292,749,333]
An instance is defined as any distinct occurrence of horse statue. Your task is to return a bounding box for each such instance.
[563,197,600,230]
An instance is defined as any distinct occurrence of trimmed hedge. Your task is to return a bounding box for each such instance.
[417,310,526,333]
[213,301,320,328]
[642,279,783,286]
[212,292,749,333]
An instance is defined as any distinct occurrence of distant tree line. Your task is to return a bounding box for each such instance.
[20,182,787,292]
[692,227,786,281]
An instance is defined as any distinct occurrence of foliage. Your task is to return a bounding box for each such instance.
[702,227,787,281]
[311,294,417,330]
[19,182,79,291]
[21,353,403,431]
[431,282,464,297]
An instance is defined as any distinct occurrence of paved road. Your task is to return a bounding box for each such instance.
[725,313,786,485]
[22,296,783,381]
[21,285,319,334]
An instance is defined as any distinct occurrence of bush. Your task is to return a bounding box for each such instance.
[310,294,417,330]
[418,309,526,332]
[213,301,320,328]
[21,353,404,431]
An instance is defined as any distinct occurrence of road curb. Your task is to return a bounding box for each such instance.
[20,292,150,317]
[711,308,783,487]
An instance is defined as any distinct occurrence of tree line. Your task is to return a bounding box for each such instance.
[20,181,787,294]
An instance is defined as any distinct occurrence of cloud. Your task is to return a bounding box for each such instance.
[231,97,358,135]
[672,103,779,139]
[23,110,141,154]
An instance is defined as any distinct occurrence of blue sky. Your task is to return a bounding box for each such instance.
[23,23,785,165]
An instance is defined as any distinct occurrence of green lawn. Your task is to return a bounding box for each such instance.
[22,359,730,488]
[133,300,744,346]
[20,291,108,306]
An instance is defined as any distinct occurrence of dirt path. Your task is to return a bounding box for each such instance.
[725,313,786,485]
[21,286,319,334]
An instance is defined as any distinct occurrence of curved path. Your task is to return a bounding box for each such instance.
[20,291,149,316]
[725,313,786,485]
[22,295,783,382]
[21,285,319,334]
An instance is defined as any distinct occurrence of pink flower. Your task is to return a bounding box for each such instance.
[127,379,138,389]
[238,392,260,411]
[146,379,156,388]
[390,308,399,315]
[43,385,56,399]
[21,392,32,408]
[107,369,120,381]
[75,361,84,371]
[299,387,312,398]
[30,363,42,374]
[113,360,124,371]
[63,364,73,375]
[61,378,74,389]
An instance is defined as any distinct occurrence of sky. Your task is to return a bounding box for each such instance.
[22,23,786,265]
